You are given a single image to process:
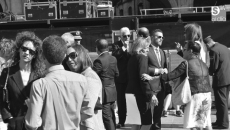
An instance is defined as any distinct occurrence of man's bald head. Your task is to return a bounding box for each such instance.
[137,27,149,38]
[61,33,75,47]
[95,39,109,52]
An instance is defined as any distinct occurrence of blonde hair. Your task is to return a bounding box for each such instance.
[130,37,151,55]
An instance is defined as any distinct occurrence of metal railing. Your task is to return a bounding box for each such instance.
[140,5,230,16]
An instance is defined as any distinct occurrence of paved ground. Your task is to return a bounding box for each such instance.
[116,109,230,130]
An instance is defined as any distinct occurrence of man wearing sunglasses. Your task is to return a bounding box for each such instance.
[111,27,131,128]
[148,29,168,130]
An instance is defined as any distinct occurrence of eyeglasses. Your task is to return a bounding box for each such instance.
[21,46,36,55]
[66,52,78,60]
[155,36,164,39]
[122,35,131,38]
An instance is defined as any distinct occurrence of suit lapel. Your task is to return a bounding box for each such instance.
[160,49,164,67]
[11,70,34,99]
[12,71,24,92]
[150,45,161,67]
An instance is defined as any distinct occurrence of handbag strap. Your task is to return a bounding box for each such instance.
[46,77,65,130]
[185,60,189,78]
[3,67,10,103]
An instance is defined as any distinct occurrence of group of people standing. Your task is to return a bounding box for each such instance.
[113,23,230,130]
[0,21,229,130]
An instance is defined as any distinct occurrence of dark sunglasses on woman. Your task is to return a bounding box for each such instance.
[21,46,36,55]
[66,52,78,60]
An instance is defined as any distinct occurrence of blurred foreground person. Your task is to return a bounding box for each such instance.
[66,44,105,130]
[93,39,119,130]
[25,35,93,130]
[0,31,44,130]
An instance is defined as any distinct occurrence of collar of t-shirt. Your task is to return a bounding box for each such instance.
[99,51,109,57]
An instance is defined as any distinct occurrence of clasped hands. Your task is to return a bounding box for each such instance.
[141,68,168,81]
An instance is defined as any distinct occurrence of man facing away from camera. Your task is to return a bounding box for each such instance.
[93,39,119,130]
[25,35,93,130]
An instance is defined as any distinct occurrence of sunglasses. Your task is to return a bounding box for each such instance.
[66,52,78,60]
[21,46,36,55]
[122,35,131,38]
[155,36,164,39]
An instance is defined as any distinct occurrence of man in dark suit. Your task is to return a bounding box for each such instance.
[204,36,230,129]
[93,39,119,130]
[111,27,131,128]
[148,29,168,130]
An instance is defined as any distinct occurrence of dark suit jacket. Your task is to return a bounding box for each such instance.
[111,40,131,84]
[209,43,230,87]
[126,54,154,102]
[93,52,119,103]
[0,64,37,123]
[147,44,167,93]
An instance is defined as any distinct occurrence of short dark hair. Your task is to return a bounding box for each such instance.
[95,39,109,52]
[43,35,67,65]
[187,41,201,55]
[151,29,163,36]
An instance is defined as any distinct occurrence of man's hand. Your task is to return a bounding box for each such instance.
[122,41,129,51]
[175,42,183,52]
[141,73,152,81]
[158,68,166,74]
[163,68,168,74]
[151,95,158,106]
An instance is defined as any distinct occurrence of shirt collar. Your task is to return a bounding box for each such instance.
[81,67,91,75]
[99,51,109,56]
[152,44,159,50]
[47,65,65,73]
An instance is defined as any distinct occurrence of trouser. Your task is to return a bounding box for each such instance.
[102,102,116,130]
[213,85,230,127]
[115,83,127,124]
[151,90,165,130]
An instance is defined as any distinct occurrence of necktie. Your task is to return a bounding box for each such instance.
[155,48,161,66]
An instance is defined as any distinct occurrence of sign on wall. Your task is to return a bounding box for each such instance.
[211,6,226,22]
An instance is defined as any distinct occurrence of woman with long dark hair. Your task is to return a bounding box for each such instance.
[65,44,105,130]
[176,23,210,67]
[0,31,45,130]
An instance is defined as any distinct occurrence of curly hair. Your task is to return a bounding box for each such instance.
[0,38,16,60]
[14,31,45,78]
